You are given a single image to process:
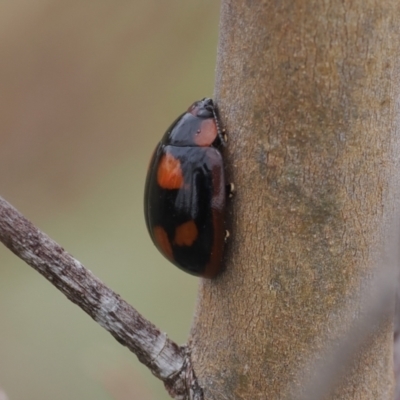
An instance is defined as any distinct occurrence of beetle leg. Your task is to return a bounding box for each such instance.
[224,230,230,242]
[222,129,228,143]
[226,183,235,198]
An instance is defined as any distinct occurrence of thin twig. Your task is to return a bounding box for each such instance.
[0,196,203,400]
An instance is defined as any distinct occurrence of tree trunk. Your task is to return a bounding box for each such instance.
[189,1,400,399]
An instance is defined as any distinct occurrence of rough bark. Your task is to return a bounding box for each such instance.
[190,1,400,399]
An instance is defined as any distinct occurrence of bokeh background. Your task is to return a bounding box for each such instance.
[0,1,220,399]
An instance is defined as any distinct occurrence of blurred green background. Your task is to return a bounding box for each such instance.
[0,1,220,399]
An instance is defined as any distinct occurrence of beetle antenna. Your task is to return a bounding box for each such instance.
[212,103,227,147]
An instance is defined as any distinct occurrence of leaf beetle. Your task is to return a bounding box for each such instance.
[144,98,227,278]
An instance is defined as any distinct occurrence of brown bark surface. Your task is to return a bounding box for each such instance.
[189,1,400,399]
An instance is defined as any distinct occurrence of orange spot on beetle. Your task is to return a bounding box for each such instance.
[153,226,173,260]
[157,153,183,189]
[193,119,218,147]
[174,220,198,246]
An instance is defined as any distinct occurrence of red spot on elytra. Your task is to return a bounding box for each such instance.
[153,226,173,260]
[174,220,198,246]
[157,153,184,189]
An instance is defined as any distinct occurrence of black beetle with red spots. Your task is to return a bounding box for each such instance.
[144,98,227,278]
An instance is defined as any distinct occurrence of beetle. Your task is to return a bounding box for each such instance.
[144,98,227,278]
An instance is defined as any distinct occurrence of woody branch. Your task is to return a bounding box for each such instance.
[0,196,202,400]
